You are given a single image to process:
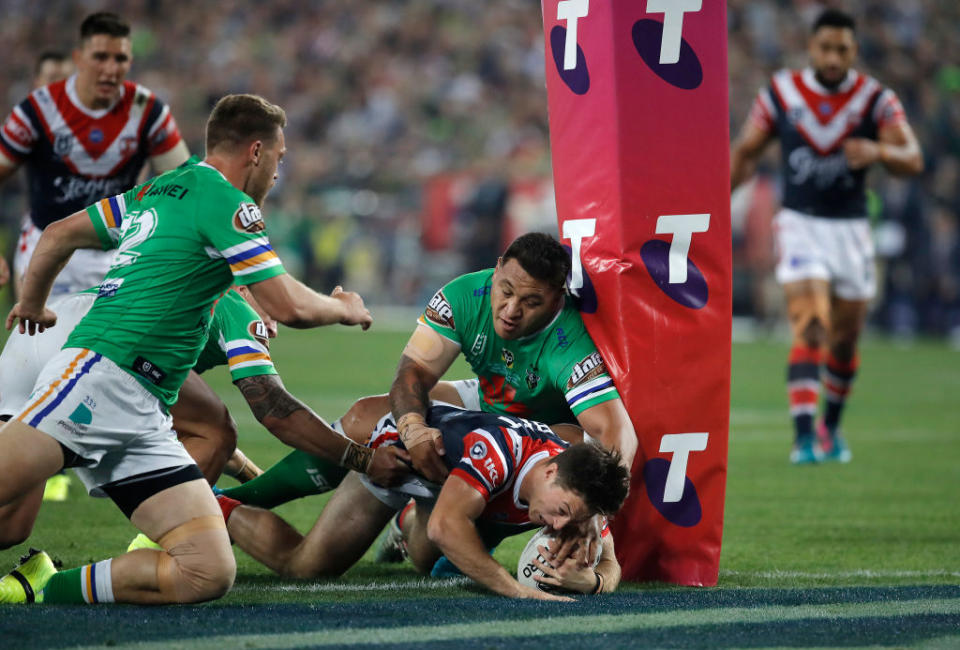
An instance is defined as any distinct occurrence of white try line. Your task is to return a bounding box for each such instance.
[233,577,472,593]
[69,598,960,650]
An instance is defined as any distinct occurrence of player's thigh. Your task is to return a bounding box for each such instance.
[429,381,467,407]
[291,472,396,575]
[171,371,237,452]
[783,279,831,341]
[0,419,65,504]
[129,478,223,542]
[405,499,441,573]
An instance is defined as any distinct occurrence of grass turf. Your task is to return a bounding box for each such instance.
[0,328,958,647]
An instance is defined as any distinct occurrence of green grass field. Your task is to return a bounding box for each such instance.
[1,326,958,648]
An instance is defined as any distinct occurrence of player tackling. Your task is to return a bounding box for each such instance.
[0,94,387,606]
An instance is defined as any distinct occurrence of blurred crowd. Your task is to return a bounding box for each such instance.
[0,0,957,338]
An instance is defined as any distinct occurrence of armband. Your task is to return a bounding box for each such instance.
[591,571,604,595]
[340,440,374,474]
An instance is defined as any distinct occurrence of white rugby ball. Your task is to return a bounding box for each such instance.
[516,527,600,592]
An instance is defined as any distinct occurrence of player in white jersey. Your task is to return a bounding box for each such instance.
[730,9,923,464]
[0,12,190,296]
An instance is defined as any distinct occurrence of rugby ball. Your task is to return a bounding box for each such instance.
[516,528,600,593]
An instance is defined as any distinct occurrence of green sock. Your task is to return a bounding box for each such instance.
[43,560,115,604]
[220,448,348,508]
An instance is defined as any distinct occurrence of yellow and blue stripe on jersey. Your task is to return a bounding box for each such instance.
[220,237,282,278]
[95,195,126,229]
[225,339,273,373]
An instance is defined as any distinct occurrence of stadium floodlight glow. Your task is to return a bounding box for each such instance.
[646,0,703,64]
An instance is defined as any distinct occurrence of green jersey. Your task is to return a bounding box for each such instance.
[67,159,286,406]
[194,288,277,381]
[419,269,619,424]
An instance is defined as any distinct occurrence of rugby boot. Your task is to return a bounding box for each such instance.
[126,533,162,552]
[374,515,408,563]
[817,420,852,463]
[42,473,71,502]
[0,549,58,603]
[789,434,822,465]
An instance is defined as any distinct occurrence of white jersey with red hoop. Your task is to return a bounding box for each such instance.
[0,74,182,230]
[748,68,905,218]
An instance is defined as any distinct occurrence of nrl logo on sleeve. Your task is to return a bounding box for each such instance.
[567,352,606,389]
[248,320,270,347]
[425,290,454,329]
[233,203,265,233]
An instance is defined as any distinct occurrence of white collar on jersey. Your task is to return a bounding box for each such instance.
[65,74,126,119]
[196,160,228,181]
[801,67,859,95]
[512,449,550,511]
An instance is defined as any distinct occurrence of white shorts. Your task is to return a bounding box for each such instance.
[773,208,876,301]
[14,216,116,296]
[13,347,195,497]
[358,411,443,509]
[451,378,481,411]
[0,292,95,418]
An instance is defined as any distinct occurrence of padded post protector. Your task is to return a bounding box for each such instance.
[541,1,731,585]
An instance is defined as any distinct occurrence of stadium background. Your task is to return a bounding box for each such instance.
[0,0,958,343]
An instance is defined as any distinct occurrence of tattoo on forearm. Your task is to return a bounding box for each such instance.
[389,355,431,418]
[341,441,374,473]
[236,375,306,422]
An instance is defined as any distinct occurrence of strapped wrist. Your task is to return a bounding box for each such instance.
[340,440,373,473]
[396,412,436,447]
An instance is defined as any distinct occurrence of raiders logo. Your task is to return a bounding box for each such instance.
[567,352,606,389]
[248,320,270,347]
[425,290,455,329]
[525,368,540,390]
[501,348,514,368]
[53,130,74,157]
[233,203,265,233]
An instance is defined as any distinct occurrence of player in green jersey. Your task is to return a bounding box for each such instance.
[0,95,405,606]
[220,234,637,525]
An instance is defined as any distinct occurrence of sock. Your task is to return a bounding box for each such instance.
[787,344,823,442]
[43,560,114,604]
[216,494,243,523]
[219,448,348,508]
[823,352,859,434]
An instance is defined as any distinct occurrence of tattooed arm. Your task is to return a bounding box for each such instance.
[235,374,410,484]
[388,325,461,483]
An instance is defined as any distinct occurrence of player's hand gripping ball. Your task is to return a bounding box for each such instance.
[516,528,601,593]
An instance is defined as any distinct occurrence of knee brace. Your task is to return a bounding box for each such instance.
[155,515,236,603]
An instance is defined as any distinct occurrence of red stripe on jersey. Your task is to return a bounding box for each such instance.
[2,111,35,151]
[103,89,154,177]
[793,71,866,126]
[461,431,507,493]
[148,112,182,156]
[450,467,490,500]
[0,136,24,162]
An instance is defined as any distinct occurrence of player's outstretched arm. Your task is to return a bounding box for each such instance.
[6,211,101,335]
[247,274,372,330]
[389,325,461,483]
[575,398,638,471]
[427,475,574,601]
[234,374,410,485]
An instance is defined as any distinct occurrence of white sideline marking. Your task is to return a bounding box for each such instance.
[233,577,471,593]
[70,598,960,650]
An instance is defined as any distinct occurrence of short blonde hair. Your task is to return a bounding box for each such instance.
[205,94,287,153]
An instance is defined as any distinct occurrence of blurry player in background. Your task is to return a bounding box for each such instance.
[730,8,923,464]
[0,12,190,296]
[32,51,74,89]
[222,404,626,600]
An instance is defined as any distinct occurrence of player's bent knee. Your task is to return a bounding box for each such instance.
[156,515,236,603]
[340,395,389,443]
[799,316,827,349]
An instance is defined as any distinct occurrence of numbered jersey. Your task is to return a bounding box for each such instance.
[0,76,182,229]
[749,68,906,218]
[419,269,619,424]
[66,158,286,406]
[193,288,277,381]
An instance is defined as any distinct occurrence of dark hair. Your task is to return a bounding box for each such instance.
[813,9,855,34]
[550,443,630,517]
[501,232,570,291]
[80,12,130,41]
[205,94,287,153]
[34,51,67,76]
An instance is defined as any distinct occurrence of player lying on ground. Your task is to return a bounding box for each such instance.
[0,94,400,606]
[222,403,628,600]
[219,234,637,538]
[0,284,407,551]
